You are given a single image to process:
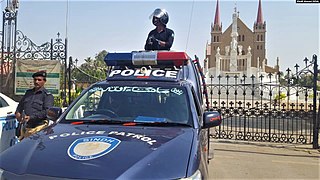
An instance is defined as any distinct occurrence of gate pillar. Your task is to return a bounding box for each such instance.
[0,0,19,95]
[312,54,319,149]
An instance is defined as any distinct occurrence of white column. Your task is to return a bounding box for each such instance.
[215,47,221,76]
[204,58,208,74]
[247,46,252,76]
[229,7,238,72]
[262,58,266,72]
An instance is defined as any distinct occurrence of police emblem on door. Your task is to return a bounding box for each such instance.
[67,136,121,160]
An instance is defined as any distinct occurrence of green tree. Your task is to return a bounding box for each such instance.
[72,50,108,84]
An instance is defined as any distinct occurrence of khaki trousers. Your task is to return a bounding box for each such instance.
[19,120,48,141]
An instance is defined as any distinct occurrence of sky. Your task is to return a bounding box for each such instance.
[0,0,319,72]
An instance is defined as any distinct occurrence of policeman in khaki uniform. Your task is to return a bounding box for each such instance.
[15,71,54,140]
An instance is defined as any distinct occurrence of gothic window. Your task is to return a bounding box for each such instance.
[242,35,245,41]
[257,45,259,50]
[238,35,241,41]
[213,36,216,42]
[217,36,219,42]
[261,35,263,41]
[257,35,259,41]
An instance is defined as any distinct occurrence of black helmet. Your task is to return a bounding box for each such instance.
[149,8,169,25]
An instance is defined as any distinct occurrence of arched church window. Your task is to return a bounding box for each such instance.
[257,35,259,41]
[261,35,263,41]
[257,45,259,50]
[213,36,216,42]
[217,36,219,42]
[242,35,245,41]
[238,35,241,41]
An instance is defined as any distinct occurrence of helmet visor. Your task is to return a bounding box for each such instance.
[149,8,166,19]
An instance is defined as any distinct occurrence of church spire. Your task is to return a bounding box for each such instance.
[256,0,263,24]
[214,0,220,26]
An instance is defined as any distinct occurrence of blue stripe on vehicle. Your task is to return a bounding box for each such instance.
[0,115,16,121]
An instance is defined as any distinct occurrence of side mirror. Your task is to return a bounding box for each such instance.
[47,107,62,122]
[203,111,221,129]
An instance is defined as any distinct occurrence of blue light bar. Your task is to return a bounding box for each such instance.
[104,53,132,66]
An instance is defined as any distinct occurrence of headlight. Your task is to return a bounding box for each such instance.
[180,170,202,180]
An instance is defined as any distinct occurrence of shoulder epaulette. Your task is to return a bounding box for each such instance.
[26,88,33,92]
[43,88,52,95]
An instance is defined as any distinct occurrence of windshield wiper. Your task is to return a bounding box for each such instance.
[70,115,192,127]
[71,120,192,127]
[71,118,126,125]
[149,121,192,127]
[130,116,192,127]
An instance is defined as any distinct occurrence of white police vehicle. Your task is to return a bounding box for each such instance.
[0,93,18,118]
[0,51,221,179]
[0,93,18,153]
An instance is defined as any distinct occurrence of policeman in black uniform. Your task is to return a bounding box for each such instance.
[15,71,54,140]
[144,8,174,51]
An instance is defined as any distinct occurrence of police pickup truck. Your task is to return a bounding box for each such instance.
[0,51,221,179]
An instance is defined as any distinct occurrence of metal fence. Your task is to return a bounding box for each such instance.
[207,55,319,148]
[0,8,69,104]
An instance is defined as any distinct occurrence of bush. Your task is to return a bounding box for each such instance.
[53,89,81,107]
[274,93,286,103]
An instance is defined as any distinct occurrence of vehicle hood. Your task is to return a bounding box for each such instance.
[0,123,195,179]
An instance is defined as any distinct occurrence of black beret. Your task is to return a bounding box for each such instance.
[32,71,47,78]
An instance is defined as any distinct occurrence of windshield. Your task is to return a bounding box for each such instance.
[64,84,191,125]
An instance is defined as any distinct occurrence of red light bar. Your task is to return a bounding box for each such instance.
[157,52,189,66]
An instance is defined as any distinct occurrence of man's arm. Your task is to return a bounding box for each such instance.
[15,95,26,122]
[144,37,152,50]
[145,31,156,50]
[164,30,174,49]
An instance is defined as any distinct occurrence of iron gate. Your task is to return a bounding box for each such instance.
[0,30,68,102]
[207,55,319,148]
[0,5,68,104]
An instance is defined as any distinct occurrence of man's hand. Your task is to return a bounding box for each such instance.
[158,40,166,47]
[16,112,30,123]
[24,115,30,122]
[15,112,22,122]
[148,36,155,45]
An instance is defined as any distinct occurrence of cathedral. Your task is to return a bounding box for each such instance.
[205,0,279,83]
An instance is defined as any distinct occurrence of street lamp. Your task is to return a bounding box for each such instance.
[75,58,78,66]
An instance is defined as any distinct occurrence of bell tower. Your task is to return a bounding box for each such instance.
[253,0,266,69]
[210,0,222,68]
